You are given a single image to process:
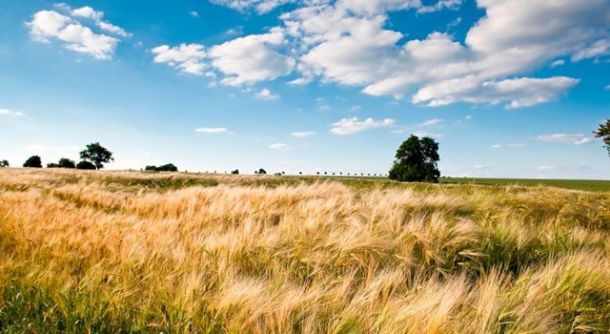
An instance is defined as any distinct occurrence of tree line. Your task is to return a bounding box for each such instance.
[2,120,609,183]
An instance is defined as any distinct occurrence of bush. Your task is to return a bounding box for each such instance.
[144,164,178,172]
[23,155,42,168]
[0,160,8,167]
[76,161,96,170]
[58,158,76,169]
[231,169,239,175]
[257,168,267,175]
[47,163,61,168]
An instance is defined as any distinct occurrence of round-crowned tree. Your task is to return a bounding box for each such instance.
[388,135,440,183]
[0,160,9,167]
[58,158,76,169]
[23,155,42,168]
[80,143,114,170]
[76,160,96,170]
[594,120,610,157]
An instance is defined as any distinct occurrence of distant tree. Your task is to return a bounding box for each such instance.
[145,164,178,172]
[299,171,302,175]
[594,120,610,157]
[0,160,8,167]
[23,155,42,168]
[47,163,61,168]
[80,142,114,170]
[258,168,267,175]
[76,160,96,170]
[231,169,239,175]
[157,163,178,172]
[58,158,76,169]
[274,172,282,176]
[316,171,320,175]
[389,135,440,183]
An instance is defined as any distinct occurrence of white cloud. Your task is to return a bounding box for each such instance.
[254,88,279,100]
[537,165,556,171]
[536,133,593,145]
[195,127,229,134]
[606,84,610,91]
[550,59,565,67]
[331,117,395,135]
[269,142,288,150]
[571,39,610,61]
[26,7,125,60]
[282,0,608,106]
[210,0,292,13]
[491,143,525,149]
[208,28,295,86]
[152,44,207,75]
[413,76,579,109]
[0,108,24,117]
[291,130,316,138]
[189,11,200,17]
[418,118,443,127]
[70,6,129,37]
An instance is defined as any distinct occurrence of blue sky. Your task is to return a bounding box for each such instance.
[0,0,609,178]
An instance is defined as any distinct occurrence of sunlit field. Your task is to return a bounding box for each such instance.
[0,168,609,333]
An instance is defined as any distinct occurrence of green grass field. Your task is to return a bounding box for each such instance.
[441,177,610,192]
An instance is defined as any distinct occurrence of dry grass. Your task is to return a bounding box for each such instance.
[0,168,609,333]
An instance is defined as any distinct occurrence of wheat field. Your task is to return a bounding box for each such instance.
[0,168,608,333]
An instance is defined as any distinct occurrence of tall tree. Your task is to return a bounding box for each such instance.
[389,135,440,183]
[80,143,114,170]
[594,120,610,157]
[23,155,42,168]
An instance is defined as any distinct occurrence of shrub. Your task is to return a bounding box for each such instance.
[231,169,239,175]
[0,160,9,167]
[23,155,42,168]
[76,161,96,170]
[47,163,61,168]
[58,158,76,169]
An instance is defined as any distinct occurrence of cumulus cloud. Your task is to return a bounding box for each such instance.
[291,130,316,138]
[0,108,24,117]
[269,142,288,150]
[71,6,129,37]
[536,133,593,145]
[208,28,295,86]
[195,127,229,134]
[285,0,608,106]
[210,0,292,13]
[26,5,128,60]
[413,76,580,108]
[331,117,395,135]
[254,88,279,100]
[152,44,207,75]
[152,0,609,107]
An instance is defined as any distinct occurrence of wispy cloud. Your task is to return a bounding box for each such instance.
[195,127,229,134]
[291,131,316,138]
[0,108,24,117]
[254,88,279,101]
[491,143,526,149]
[269,142,288,150]
[331,117,395,135]
[536,133,593,145]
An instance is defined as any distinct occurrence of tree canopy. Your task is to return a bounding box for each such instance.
[76,160,96,170]
[145,164,178,172]
[388,135,440,183]
[59,158,76,169]
[594,120,610,157]
[80,143,114,170]
[23,155,42,168]
[0,160,8,167]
